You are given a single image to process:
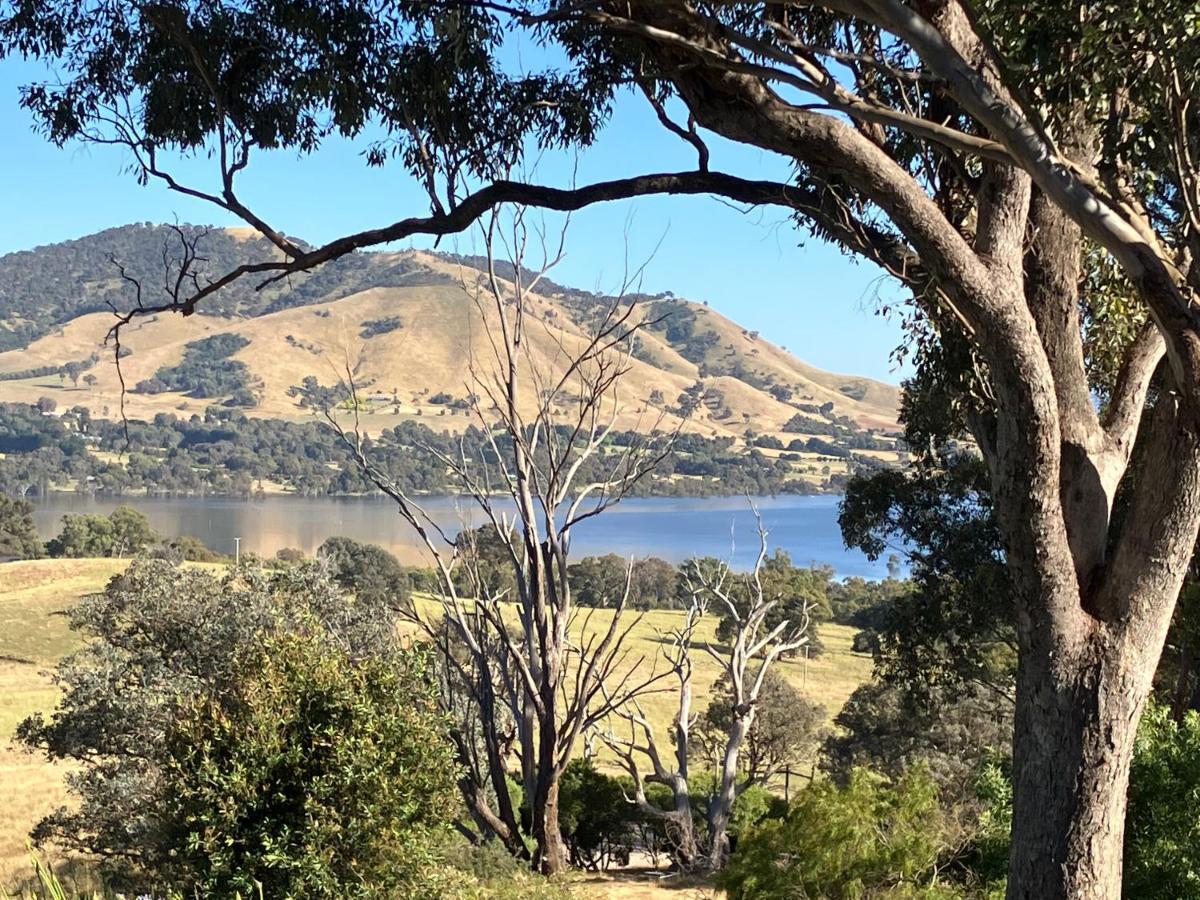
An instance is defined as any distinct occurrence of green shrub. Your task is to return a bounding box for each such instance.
[721,768,956,899]
[1126,705,1200,898]
[0,492,43,558]
[442,840,571,899]
[317,535,410,605]
[18,560,403,888]
[158,632,461,898]
[950,703,1200,899]
[46,505,157,558]
[559,759,637,870]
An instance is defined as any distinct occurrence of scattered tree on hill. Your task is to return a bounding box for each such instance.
[358,315,403,338]
[134,333,258,405]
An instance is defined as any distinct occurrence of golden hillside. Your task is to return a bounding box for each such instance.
[0,241,900,442]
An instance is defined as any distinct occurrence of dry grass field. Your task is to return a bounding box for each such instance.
[0,557,872,895]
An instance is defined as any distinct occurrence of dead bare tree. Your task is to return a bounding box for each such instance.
[602,511,812,873]
[325,206,680,874]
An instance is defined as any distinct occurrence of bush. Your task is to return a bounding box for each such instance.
[821,680,1013,801]
[947,703,1200,899]
[18,560,402,889]
[318,535,409,605]
[443,840,571,899]
[559,759,636,870]
[46,505,157,558]
[693,668,825,787]
[158,632,460,898]
[721,768,954,900]
[167,534,222,562]
[1126,705,1200,898]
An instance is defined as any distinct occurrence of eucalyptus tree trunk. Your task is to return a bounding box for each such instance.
[1006,628,1147,897]
[706,716,751,871]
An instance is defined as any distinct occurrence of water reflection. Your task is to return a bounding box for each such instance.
[30,493,893,578]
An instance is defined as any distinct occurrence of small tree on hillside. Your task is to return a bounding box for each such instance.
[17,560,403,889]
[46,506,157,558]
[158,632,459,899]
[692,668,825,790]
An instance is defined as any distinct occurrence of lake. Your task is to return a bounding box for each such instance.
[30,493,896,578]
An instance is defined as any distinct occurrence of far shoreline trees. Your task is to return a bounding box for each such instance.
[0,400,851,500]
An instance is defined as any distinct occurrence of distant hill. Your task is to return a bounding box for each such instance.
[0,225,904,482]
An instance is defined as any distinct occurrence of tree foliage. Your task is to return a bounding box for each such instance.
[0,492,43,558]
[317,535,410,607]
[0,401,831,500]
[720,768,956,900]
[822,680,1014,802]
[840,455,1015,697]
[45,505,157,558]
[16,559,400,887]
[693,668,825,787]
[157,632,460,899]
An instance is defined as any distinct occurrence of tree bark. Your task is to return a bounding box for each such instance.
[707,715,751,871]
[531,773,567,875]
[1007,627,1151,898]
[1001,389,1200,898]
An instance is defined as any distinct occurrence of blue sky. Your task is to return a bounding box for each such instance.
[0,56,910,384]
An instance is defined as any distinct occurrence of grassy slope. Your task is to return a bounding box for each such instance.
[0,558,872,891]
[0,249,901,451]
[0,560,128,886]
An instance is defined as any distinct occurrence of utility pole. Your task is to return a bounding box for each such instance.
[234,536,241,566]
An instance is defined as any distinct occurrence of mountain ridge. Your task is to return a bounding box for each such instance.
[0,225,904,483]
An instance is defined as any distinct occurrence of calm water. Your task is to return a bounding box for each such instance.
[30,493,892,577]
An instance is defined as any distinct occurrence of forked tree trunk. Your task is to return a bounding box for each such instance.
[707,716,751,871]
[1001,400,1200,899]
